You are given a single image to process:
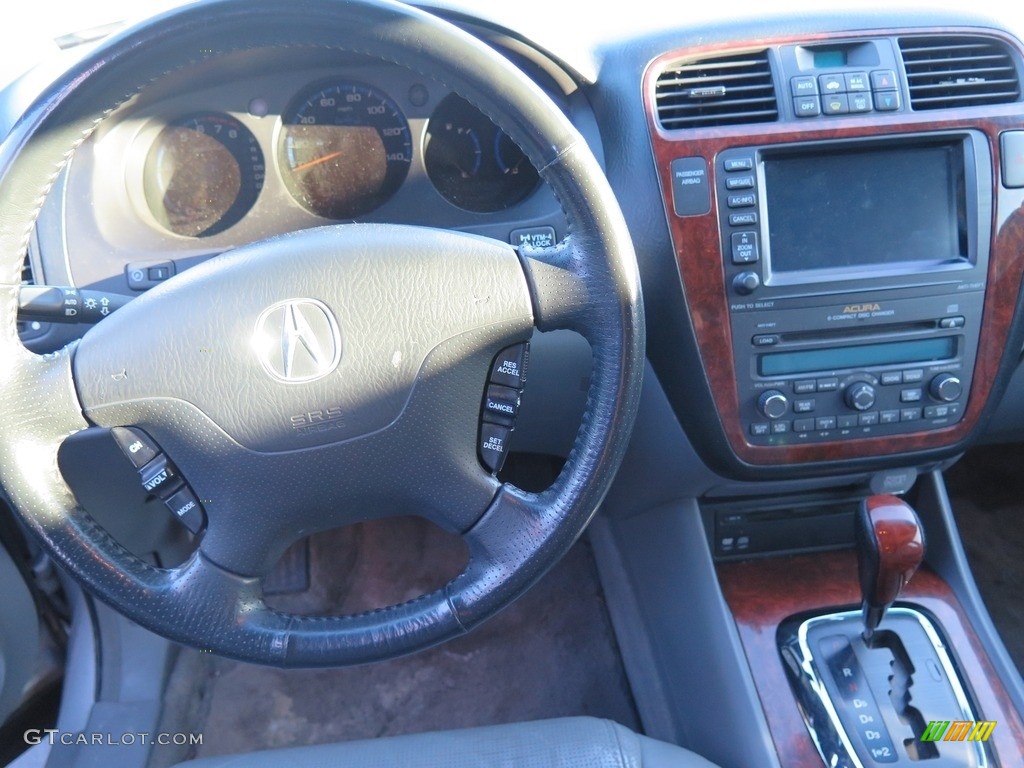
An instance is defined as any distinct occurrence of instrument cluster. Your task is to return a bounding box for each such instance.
[139,77,540,239]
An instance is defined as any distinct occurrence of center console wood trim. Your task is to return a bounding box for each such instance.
[717,550,1024,766]
[644,28,1024,465]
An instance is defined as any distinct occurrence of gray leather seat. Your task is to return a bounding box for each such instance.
[175,716,720,767]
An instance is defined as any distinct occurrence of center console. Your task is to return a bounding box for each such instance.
[718,134,988,445]
[644,28,1024,471]
[632,25,1024,768]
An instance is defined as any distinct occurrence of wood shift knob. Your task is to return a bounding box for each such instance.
[856,494,925,640]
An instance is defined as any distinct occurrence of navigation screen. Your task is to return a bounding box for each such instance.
[763,143,967,278]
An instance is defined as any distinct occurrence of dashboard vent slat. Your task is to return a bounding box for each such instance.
[899,35,1021,111]
[655,50,778,129]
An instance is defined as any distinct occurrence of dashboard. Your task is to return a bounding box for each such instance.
[11,1,1024,488]
[4,4,1024,767]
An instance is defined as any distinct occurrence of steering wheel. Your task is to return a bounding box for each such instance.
[0,0,643,666]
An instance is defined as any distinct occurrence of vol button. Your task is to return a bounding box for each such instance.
[758,390,789,420]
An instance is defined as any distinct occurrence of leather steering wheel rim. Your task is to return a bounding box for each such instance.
[0,0,644,666]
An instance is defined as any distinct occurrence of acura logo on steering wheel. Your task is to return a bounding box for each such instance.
[253,299,342,383]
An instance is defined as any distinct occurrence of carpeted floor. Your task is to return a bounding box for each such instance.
[151,516,639,764]
[943,444,1024,677]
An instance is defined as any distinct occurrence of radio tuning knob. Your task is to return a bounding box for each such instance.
[733,271,760,295]
[845,382,876,412]
[758,389,789,420]
[929,373,962,402]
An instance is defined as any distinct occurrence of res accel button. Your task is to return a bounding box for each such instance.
[489,343,529,389]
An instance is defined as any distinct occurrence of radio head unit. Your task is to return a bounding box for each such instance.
[718,131,991,446]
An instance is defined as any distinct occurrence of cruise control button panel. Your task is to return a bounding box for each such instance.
[478,343,530,474]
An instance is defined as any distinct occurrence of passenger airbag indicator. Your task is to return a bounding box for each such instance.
[670,157,710,216]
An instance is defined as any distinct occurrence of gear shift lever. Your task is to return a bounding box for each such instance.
[856,494,925,642]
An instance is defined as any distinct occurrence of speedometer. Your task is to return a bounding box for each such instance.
[278,81,413,219]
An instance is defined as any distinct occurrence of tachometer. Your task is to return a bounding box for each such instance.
[425,93,539,213]
[143,113,264,237]
[278,81,413,219]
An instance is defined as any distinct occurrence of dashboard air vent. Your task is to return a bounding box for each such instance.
[655,50,778,129]
[899,36,1020,111]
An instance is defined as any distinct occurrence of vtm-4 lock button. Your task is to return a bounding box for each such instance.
[478,343,530,474]
[111,427,206,534]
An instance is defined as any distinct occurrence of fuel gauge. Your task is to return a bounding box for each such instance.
[430,122,482,180]
[425,94,539,213]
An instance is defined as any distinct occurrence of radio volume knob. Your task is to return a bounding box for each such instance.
[845,382,876,412]
[758,390,789,420]
[929,373,962,402]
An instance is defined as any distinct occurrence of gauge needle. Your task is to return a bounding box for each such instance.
[293,150,345,172]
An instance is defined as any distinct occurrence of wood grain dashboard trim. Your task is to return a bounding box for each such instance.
[643,29,1024,465]
[717,551,1024,766]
